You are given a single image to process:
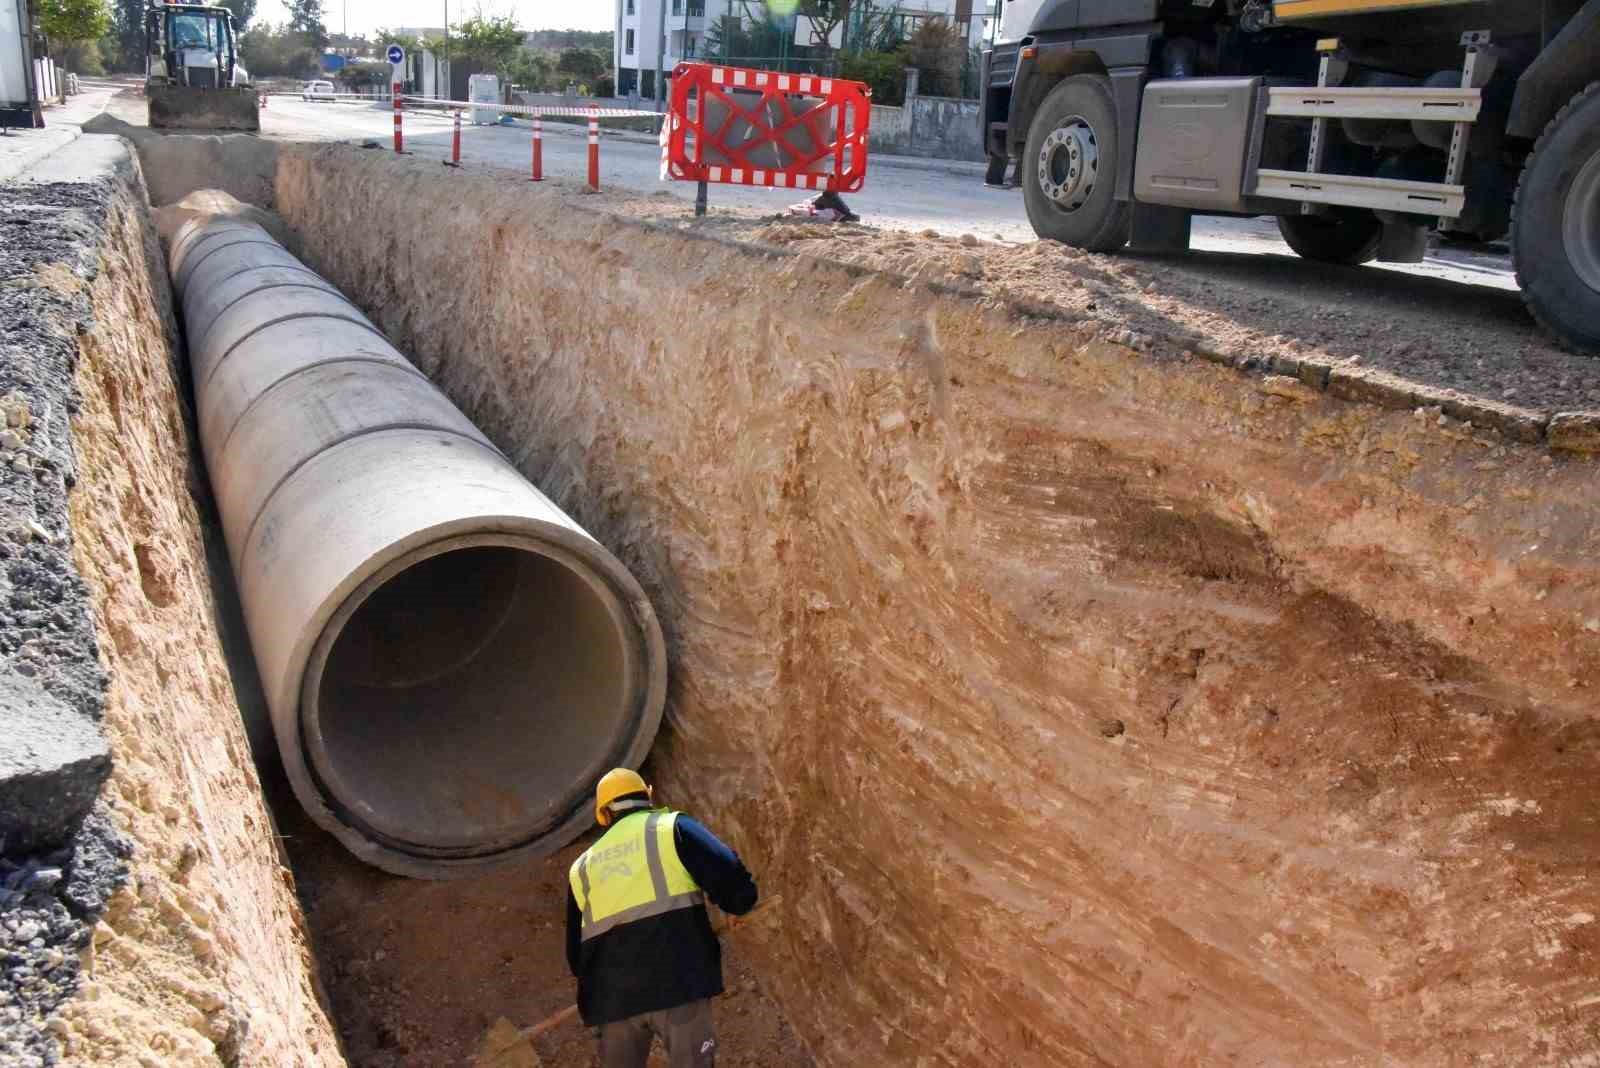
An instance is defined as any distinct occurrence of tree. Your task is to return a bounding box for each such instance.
[375,28,420,53]
[220,0,255,32]
[902,16,961,96]
[507,48,556,91]
[110,0,144,72]
[555,46,603,81]
[286,0,327,50]
[796,0,846,54]
[58,36,106,73]
[238,20,318,76]
[450,13,522,67]
[36,0,112,46]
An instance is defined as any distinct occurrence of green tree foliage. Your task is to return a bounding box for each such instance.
[523,29,608,52]
[36,0,112,44]
[375,28,421,53]
[703,6,784,60]
[555,46,604,81]
[450,13,522,66]
[58,36,106,73]
[902,16,961,96]
[238,21,318,77]
[220,0,255,32]
[110,0,144,72]
[838,48,900,103]
[506,48,557,91]
[286,0,327,50]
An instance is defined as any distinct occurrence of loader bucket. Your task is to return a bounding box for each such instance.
[147,84,260,131]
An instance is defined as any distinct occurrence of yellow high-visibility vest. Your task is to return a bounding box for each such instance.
[570,809,704,941]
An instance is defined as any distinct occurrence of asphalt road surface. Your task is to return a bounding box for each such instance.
[257,93,1517,292]
[41,84,1517,294]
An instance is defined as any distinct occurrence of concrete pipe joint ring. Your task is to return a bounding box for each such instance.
[167,217,668,878]
[1038,117,1099,212]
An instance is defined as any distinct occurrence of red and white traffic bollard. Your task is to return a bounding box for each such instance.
[445,108,461,167]
[586,105,599,191]
[392,82,403,153]
[530,115,543,182]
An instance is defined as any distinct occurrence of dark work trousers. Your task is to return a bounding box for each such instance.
[598,998,716,1068]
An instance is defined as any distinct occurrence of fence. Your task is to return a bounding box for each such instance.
[32,58,63,106]
[867,67,982,163]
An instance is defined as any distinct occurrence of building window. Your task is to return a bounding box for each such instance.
[688,0,703,14]
[625,28,635,54]
[626,0,634,13]
[671,0,680,13]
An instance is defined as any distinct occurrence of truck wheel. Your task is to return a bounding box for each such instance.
[1022,75,1129,251]
[1276,210,1383,266]
[1512,82,1600,355]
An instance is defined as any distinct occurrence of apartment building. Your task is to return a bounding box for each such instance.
[613,0,992,97]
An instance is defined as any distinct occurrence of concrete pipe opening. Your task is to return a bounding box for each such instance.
[301,537,640,859]
[168,215,667,879]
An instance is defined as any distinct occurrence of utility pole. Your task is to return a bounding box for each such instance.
[653,0,668,110]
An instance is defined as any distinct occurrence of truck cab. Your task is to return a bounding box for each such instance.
[980,0,1600,353]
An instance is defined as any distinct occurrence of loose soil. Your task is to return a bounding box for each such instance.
[273,145,1600,1066]
[609,193,1599,419]
[277,798,811,1068]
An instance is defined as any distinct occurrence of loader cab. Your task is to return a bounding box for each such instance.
[146,5,246,89]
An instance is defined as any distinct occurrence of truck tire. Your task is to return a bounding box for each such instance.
[1276,210,1383,266]
[1512,82,1600,355]
[1022,75,1130,251]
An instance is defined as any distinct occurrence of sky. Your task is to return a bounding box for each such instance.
[250,0,614,38]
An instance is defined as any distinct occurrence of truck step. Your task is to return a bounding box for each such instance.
[1266,86,1481,124]
[1252,169,1466,218]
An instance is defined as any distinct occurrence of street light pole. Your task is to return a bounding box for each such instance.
[443,0,450,98]
[654,0,668,110]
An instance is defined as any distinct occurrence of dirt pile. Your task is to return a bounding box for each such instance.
[0,139,342,1064]
[274,144,1599,1066]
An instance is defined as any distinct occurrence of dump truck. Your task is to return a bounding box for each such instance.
[980,0,1600,354]
[145,2,258,131]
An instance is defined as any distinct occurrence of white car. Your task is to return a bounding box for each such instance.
[300,80,336,102]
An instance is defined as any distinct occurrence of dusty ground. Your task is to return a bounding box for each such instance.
[615,199,1598,421]
[272,145,1600,1067]
[277,795,810,1068]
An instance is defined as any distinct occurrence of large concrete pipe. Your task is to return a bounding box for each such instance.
[167,216,667,878]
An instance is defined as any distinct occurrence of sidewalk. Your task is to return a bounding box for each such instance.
[0,89,115,182]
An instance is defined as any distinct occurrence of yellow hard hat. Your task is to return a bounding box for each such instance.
[595,768,653,827]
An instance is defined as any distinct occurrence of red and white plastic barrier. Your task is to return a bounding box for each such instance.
[662,62,871,194]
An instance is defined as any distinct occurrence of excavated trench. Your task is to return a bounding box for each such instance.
[21,129,1600,1066]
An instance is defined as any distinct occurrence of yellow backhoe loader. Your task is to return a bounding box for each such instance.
[145,2,259,131]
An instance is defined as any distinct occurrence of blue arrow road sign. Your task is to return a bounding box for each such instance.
[387,44,405,65]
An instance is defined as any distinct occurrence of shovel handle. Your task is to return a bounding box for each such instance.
[516,1004,579,1042]
[519,894,781,1042]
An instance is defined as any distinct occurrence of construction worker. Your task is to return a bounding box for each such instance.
[567,768,758,1068]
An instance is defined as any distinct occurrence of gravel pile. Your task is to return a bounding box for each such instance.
[0,170,132,1067]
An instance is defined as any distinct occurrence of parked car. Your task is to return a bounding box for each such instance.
[301,80,336,102]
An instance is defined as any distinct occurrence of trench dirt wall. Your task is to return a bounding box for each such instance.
[51,143,342,1066]
[275,145,1600,1067]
